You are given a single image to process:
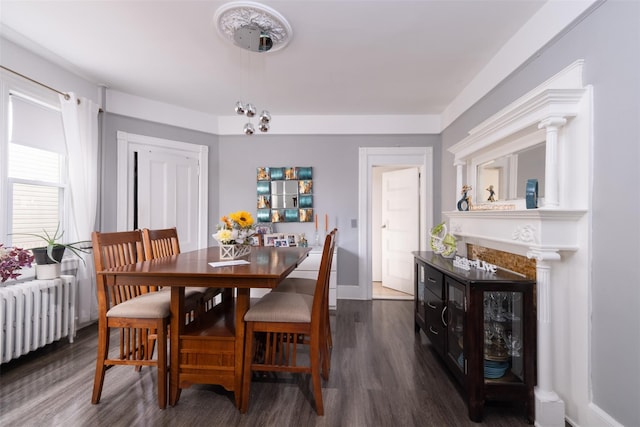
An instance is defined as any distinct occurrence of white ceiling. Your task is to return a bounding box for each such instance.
[1,1,584,129]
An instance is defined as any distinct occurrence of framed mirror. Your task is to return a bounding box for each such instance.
[476,142,546,203]
[257,167,313,222]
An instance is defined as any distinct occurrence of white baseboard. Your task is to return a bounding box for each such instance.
[337,284,367,300]
[585,402,623,427]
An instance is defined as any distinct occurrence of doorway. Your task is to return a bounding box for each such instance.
[355,147,433,301]
[372,166,419,300]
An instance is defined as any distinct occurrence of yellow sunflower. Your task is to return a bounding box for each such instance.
[229,211,254,228]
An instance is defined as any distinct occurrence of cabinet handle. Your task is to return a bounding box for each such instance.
[427,277,436,283]
[427,301,437,309]
[441,306,448,327]
[429,326,439,335]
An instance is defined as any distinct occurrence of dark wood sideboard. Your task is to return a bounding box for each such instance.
[413,251,536,423]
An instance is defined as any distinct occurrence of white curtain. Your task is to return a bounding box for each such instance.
[59,93,100,323]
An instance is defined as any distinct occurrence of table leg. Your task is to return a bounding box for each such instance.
[234,288,249,408]
[169,287,184,406]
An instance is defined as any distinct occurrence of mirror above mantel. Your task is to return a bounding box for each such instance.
[475,135,546,205]
[448,60,588,211]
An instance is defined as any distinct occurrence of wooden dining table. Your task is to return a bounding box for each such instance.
[97,245,311,408]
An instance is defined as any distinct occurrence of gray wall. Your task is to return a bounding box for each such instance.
[100,113,220,233]
[218,134,440,288]
[99,122,439,288]
[441,2,640,425]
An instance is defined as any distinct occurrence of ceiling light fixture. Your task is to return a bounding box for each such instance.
[214,1,292,135]
[214,1,293,53]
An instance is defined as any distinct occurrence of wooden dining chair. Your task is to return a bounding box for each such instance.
[141,227,223,319]
[274,228,337,353]
[240,230,336,415]
[91,230,170,409]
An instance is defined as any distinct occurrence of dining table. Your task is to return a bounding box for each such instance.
[97,245,311,408]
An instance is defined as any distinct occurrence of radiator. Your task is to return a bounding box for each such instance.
[0,275,77,364]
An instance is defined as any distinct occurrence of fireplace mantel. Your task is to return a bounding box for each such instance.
[444,60,592,427]
[445,209,586,258]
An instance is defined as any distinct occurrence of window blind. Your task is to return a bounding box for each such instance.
[9,92,66,154]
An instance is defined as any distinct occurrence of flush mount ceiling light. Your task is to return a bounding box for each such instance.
[214,1,293,53]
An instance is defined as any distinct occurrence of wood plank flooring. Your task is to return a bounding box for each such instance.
[0,300,531,426]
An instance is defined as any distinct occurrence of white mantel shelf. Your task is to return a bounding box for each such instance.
[445,209,587,257]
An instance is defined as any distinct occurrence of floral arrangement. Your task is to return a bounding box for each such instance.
[0,244,35,282]
[213,210,256,245]
[429,222,457,258]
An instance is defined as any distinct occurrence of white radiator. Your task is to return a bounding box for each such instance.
[0,275,77,364]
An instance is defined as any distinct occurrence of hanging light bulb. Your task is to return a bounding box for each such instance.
[245,103,256,117]
[234,102,271,134]
[243,122,255,135]
[259,110,271,123]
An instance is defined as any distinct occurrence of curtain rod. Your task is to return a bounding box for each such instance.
[1,65,103,112]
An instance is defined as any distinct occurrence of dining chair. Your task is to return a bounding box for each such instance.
[240,230,336,415]
[274,228,337,353]
[141,227,223,319]
[91,230,170,409]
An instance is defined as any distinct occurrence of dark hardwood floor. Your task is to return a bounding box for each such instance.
[0,300,531,426]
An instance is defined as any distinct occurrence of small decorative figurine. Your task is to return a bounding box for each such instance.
[486,185,496,202]
[457,185,472,211]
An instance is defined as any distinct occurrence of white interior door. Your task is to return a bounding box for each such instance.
[136,146,200,252]
[381,167,419,295]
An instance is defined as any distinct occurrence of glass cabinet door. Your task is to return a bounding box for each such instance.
[446,278,465,374]
[483,291,524,383]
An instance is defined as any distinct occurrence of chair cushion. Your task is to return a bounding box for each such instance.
[275,277,317,295]
[244,292,313,323]
[107,291,171,319]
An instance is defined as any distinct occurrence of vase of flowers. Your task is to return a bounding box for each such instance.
[0,244,35,282]
[430,222,457,258]
[213,210,256,260]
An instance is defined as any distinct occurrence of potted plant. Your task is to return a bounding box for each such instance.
[13,225,91,279]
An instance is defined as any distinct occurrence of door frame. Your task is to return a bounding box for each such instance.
[352,147,433,301]
[116,131,209,249]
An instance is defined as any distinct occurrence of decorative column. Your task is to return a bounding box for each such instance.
[455,160,465,210]
[527,248,565,427]
[537,117,566,209]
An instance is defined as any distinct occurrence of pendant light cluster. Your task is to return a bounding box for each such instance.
[215,2,292,135]
[235,101,271,135]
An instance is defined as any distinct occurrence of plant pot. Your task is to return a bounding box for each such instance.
[219,244,251,260]
[32,246,65,280]
[35,264,62,280]
[32,246,66,264]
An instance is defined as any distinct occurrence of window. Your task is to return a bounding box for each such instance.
[3,89,67,249]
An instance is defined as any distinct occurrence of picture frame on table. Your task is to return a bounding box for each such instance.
[263,233,280,247]
[286,234,298,246]
[273,238,289,248]
[255,224,273,235]
[249,235,263,246]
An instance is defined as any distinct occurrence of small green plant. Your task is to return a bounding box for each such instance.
[12,224,91,264]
